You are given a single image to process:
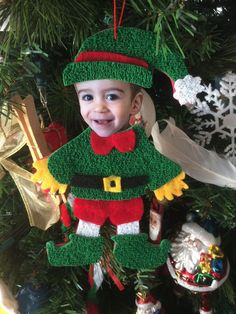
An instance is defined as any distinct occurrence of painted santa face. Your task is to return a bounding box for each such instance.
[171,232,208,274]
[75,79,143,137]
[149,210,161,241]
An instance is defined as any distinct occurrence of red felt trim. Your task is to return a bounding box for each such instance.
[73,197,144,225]
[90,128,136,155]
[113,129,136,153]
[90,132,113,155]
[75,51,149,69]
[60,203,71,227]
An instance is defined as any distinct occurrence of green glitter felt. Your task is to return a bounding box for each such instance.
[46,234,104,266]
[63,27,187,87]
[112,233,170,269]
[48,125,181,201]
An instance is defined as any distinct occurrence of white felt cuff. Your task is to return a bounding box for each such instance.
[76,220,100,237]
[117,221,139,235]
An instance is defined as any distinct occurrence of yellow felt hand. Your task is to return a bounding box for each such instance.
[31,158,67,194]
[154,171,188,201]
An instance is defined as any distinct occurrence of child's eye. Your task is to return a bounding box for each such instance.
[106,94,119,101]
[81,94,93,101]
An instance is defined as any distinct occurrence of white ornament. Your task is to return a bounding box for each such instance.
[167,221,230,293]
[173,75,205,106]
[188,71,236,165]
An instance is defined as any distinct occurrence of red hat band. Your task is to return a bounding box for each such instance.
[75,51,149,69]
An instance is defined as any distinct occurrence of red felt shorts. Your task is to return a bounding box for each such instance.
[73,197,144,226]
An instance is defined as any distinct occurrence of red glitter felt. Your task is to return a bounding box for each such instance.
[73,197,143,225]
[75,51,148,69]
[90,128,136,155]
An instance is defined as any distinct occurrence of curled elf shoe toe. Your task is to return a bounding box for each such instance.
[46,234,104,266]
[112,233,170,269]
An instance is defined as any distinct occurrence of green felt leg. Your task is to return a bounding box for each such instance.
[46,234,104,266]
[112,233,170,269]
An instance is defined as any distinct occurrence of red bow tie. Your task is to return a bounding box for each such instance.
[90,129,136,155]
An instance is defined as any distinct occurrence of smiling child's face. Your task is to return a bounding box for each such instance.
[75,79,143,137]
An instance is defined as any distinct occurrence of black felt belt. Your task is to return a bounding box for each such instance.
[70,174,148,190]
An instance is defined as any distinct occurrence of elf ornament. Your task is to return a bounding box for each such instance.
[167,218,230,314]
[32,26,188,270]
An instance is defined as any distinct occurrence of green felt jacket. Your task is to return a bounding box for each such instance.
[48,124,181,201]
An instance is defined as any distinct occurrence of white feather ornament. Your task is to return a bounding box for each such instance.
[151,118,236,189]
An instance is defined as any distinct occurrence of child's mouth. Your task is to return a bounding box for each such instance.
[94,119,112,125]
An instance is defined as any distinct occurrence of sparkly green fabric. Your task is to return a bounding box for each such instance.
[112,233,170,269]
[48,124,181,201]
[47,234,104,266]
[63,27,187,87]
[64,61,152,88]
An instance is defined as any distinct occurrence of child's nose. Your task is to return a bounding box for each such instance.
[94,99,108,112]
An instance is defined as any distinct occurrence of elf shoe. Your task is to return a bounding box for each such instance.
[112,233,170,269]
[46,234,104,266]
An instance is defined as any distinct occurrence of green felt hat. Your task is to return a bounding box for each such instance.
[63,27,187,88]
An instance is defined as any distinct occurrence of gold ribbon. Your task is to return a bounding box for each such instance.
[0,103,60,230]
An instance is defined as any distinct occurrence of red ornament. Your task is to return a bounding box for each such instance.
[43,122,67,153]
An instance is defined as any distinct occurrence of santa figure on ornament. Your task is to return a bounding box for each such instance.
[136,294,162,314]
[167,214,230,314]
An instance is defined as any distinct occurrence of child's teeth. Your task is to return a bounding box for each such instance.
[97,120,109,124]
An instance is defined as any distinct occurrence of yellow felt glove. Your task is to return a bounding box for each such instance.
[154,171,188,201]
[31,158,67,194]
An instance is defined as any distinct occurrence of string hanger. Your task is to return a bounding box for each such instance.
[113,0,126,40]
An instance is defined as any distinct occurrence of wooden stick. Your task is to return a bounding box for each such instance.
[11,95,50,161]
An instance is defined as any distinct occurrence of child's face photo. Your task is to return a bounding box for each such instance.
[75,79,142,137]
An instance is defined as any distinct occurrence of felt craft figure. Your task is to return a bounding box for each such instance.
[32,27,188,270]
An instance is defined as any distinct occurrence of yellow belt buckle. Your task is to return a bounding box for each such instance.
[103,176,121,192]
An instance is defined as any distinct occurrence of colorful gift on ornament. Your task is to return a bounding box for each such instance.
[167,219,230,314]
